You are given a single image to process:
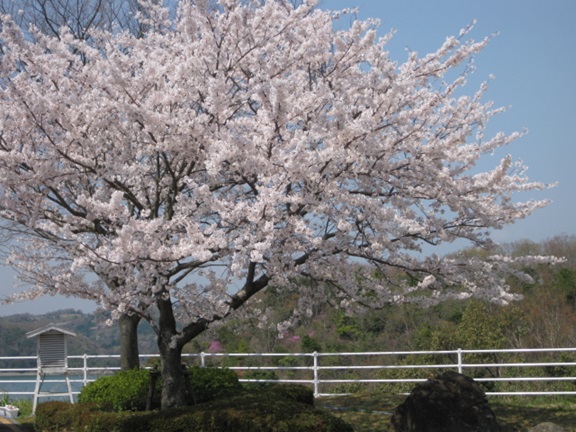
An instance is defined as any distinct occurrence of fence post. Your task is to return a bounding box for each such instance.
[83,353,89,386]
[457,348,463,374]
[313,351,319,398]
[200,352,206,367]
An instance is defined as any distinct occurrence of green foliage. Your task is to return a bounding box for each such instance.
[272,353,309,375]
[35,401,101,432]
[276,355,299,367]
[264,384,315,405]
[242,369,279,390]
[414,300,525,356]
[335,313,362,341]
[11,398,33,417]
[553,268,576,308]
[457,301,512,349]
[412,322,457,352]
[149,390,351,432]
[35,401,154,432]
[332,381,365,394]
[187,366,242,403]
[34,401,72,432]
[301,334,322,352]
[78,369,156,412]
[79,366,242,412]
[359,310,388,334]
[375,359,449,395]
[219,339,252,367]
[35,387,350,432]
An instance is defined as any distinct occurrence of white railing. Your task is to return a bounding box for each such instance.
[2,347,576,400]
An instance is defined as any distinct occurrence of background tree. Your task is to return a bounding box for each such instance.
[0,0,556,408]
[0,0,148,370]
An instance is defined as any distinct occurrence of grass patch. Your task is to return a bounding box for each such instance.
[316,393,576,432]
[9,399,35,432]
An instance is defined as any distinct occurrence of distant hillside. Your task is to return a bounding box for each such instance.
[0,309,157,357]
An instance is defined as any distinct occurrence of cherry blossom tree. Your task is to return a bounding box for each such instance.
[0,0,152,371]
[0,0,555,408]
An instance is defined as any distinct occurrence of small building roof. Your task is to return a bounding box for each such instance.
[26,323,77,339]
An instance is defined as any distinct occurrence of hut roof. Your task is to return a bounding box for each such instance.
[26,323,77,339]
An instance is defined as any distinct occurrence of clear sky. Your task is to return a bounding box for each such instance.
[1,0,575,316]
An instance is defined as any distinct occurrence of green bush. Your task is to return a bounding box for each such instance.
[35,387,351,432]
[150,390,351,432]
[275,354,303,374]
[187,366,242,404]
[262,384,315,406]
[35,401,101,432]
[332,381,365,395]
[301,335,322,352]
[35,401,155,432]
[242,369,279,389]
[79,366,241,411]
[78,369,157,412]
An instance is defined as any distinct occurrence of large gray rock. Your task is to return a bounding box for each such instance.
[391,371,503,432]
[528,423,566,432]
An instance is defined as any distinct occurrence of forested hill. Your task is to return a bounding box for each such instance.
[0,309,157,357]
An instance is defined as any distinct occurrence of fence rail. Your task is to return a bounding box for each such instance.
[2,347,576,400]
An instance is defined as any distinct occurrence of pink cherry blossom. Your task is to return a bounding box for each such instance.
[0,0,558,408]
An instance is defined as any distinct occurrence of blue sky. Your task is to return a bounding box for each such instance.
[1,0,575,316]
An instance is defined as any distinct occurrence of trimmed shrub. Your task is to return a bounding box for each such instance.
[263,384,315,406]
[187,366,242,403]
[242,369,279,390]
[112,392,350,432]
[35,401,157,432]
[35,401,100,432]
[79,366,241,411]
[36,386,351,432]
[78,369,157,412]
[152,390,352,432]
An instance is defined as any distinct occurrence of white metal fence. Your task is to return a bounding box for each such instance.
[2,347,576,400]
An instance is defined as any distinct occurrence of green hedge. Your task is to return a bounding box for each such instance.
[35,401,102,432]
[242,369,279,390]
[78,369,157,412]
[186,365,242,403]
[35,387,352,432]
[262,384,315,406]
[79,366,241,411]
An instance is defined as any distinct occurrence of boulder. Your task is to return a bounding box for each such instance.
[528,423,566,432]
[391,371,503,432]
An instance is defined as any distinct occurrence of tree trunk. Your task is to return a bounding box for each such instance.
[157,293,188,408]
[158,338,188,408]
[119,313,141,370]
[153,272,271,409]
